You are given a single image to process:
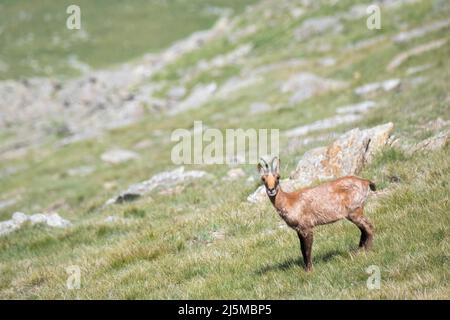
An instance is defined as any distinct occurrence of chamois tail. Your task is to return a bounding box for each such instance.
[369,181,376,191]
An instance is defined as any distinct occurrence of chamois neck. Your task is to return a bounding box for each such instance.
[269,186,287,209]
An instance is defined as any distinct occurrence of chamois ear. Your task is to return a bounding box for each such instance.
[271,156,280,175]
[257,163,265,176]
[257,158,269,176]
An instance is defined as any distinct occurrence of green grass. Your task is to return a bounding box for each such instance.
[0,0,258,80]
[0,0,449,299]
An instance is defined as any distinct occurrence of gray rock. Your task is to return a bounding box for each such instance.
[0,212,71,237]
[294,16,343,41]
[354,79,401,96]
[336,101,377,114]
[248,123,394,203]
[393,18,450,43]
[406,63,433,75]
[167,86,186,100]
[107,166,212,204]
[281,72,348,104]
[249,102,272,114]
[12,212,28,224]
[101,149,140,164]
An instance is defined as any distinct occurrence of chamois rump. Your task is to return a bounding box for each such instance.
[258,157,375,271]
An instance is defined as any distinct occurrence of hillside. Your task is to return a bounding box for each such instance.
[0,0,449,299]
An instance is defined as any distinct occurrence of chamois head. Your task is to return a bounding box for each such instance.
[257,157,280,197]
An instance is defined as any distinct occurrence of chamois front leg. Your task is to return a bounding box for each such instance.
[297,229,314,271]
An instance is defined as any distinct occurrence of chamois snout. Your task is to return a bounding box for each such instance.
[258,157,280,197]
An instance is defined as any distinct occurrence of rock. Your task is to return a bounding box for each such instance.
[281,72,348,104]
[294,16,343,41]
[248,123,394,203]
[409,130,450,154]
[45,213,71,228]
[167,86,186,100]
[290,7,304,19]
[291,122,394,180]
[393,18,450,43]
[169,82,217,115]
[0,212,71,237]
[107,166,212,204]
[101,149,139,164]
[12,212,28,224]
[29,213,47,224]
[285,114,362,138]
[67,166,95,177]
[0,220,19,236]
[354,79,401,96]
[336,101,377,114]
[346,35,386,51]
[249,102,272,114]
[223,168,246,181]
[387,38,447,71]
[317,57,336,67]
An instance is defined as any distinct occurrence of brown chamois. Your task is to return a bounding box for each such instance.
[258,157,375,271]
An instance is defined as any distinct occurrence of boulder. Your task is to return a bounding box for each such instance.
[106,166,212,204]
[0,212,71,237]
[285,114,362,138]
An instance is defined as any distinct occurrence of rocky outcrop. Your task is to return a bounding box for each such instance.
[106,166,212,205]
[0,212,71,237]
[248,123,394,203]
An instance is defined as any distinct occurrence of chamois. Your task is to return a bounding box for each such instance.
[258,157,375,271]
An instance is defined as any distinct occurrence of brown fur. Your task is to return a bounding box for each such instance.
[258,157,375,271]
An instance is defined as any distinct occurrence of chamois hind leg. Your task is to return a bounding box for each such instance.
[297,229,314,271]
[347,208,374,250]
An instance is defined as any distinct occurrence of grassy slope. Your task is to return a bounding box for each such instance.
[0,0,449,298]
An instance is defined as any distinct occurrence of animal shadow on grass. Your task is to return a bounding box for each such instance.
[256,249,348,275]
